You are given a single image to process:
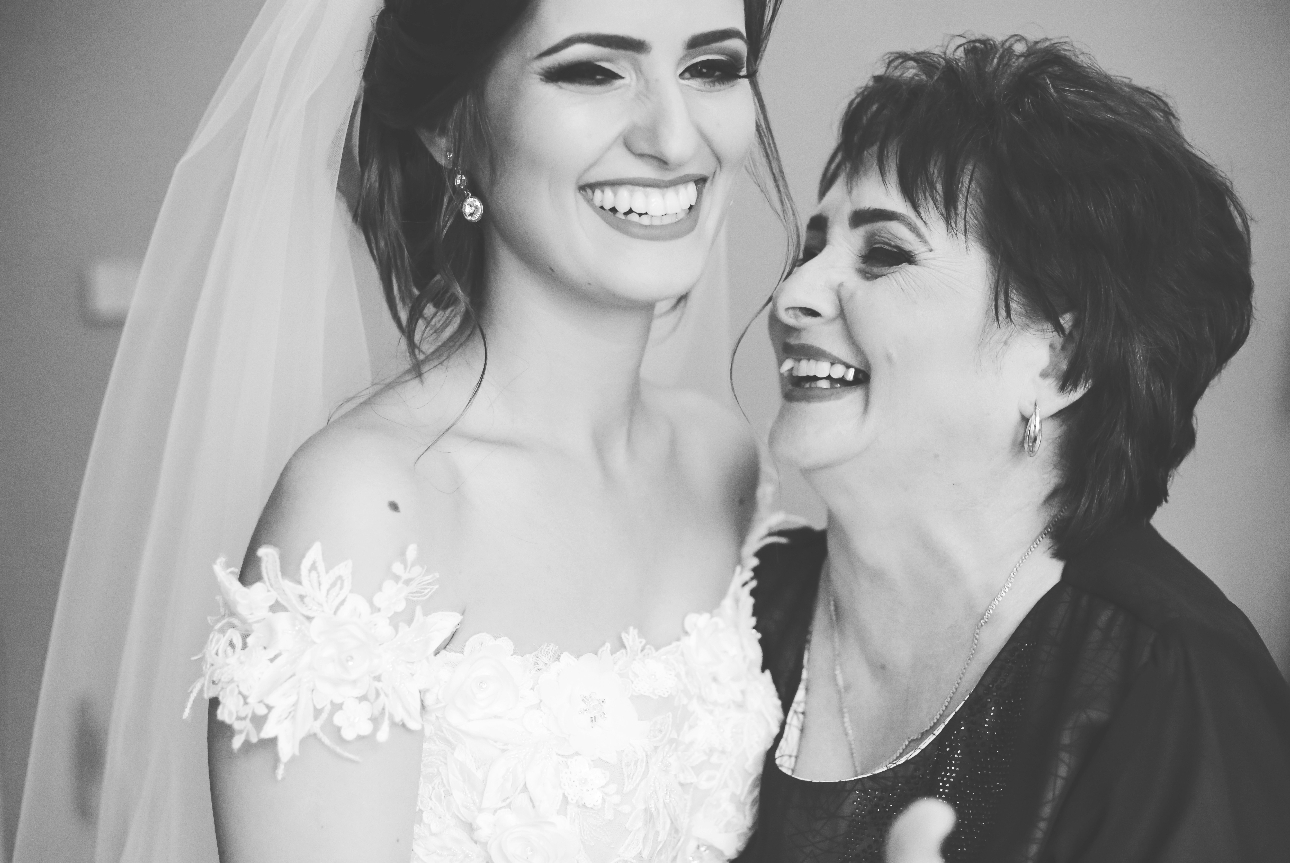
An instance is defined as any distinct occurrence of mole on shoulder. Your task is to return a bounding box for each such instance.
[387,500,401,513]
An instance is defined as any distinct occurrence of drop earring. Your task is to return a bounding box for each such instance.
[1024,402,1043,457]
[454,170,484,223]
[443,149,483,223]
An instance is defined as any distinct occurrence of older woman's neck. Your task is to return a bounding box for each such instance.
[811,460,1063,657]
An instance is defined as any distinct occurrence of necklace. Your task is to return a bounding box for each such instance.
[826,514,1062,776]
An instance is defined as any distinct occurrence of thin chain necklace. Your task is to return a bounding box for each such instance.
[826,513,1062,776]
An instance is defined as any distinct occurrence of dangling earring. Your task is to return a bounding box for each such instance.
[454,171,484,223]
[443,150,483,223]
[1023,401,1043,457]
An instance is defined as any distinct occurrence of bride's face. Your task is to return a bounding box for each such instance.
[478,0,755,308]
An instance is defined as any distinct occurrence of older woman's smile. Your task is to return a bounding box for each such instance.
[778,342,869,401]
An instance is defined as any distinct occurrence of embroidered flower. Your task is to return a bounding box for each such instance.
[628,656,677,699]
[539,652,647,762]
[560,756,610,809]
[227,579,277,620]
[246,611,300,656]
[310,615,384,703]
[441,635,534,743]
[473,793,579,863]
[373,578,410,615]
[192,543,460,776]
[333,698,374,741]
[682,615,749,704]
[215,685,244,726]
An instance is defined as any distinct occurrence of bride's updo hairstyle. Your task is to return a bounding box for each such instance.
[356,0,793,372]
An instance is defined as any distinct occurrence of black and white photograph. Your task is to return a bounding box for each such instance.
[2,0,1288,861]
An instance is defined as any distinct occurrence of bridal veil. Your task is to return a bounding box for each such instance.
[12,0,732,859]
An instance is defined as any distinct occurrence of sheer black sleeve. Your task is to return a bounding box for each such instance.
[1038,596,1290,861]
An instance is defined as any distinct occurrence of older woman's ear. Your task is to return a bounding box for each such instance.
[1022,312,1090,423]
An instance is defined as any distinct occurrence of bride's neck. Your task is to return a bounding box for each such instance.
[436,250,658,457]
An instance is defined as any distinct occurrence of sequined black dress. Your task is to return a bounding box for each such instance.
[738,524,1290,863]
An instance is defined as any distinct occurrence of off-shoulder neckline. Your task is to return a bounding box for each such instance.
[435,556,751,663]
[433,486,796,663]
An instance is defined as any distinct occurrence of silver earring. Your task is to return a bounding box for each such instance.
[1024,402,1043,457]
[454,171,484,223]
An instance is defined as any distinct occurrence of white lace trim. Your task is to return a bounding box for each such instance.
[188,543,462,777]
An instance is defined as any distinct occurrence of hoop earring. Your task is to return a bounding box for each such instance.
[454,171,484,223]
[1024,402,1043,457]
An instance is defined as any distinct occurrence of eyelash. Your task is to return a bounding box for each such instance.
[793,241,915,272]
[539,56,748,88]
[540,62,622,86]
[861,243,915,269]
[681,57,748,87]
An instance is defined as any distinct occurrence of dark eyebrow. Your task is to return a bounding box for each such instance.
[535,33,650,59]
[805,214,828,234]
[686,28,748,51]
[849,207,929,243]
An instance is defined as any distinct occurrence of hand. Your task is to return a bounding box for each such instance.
[885,798,956,863]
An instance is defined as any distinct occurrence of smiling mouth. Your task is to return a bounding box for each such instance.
[779,356,869,389]
[584,179,702,227]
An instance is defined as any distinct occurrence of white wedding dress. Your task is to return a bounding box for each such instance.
[194,511,786,863]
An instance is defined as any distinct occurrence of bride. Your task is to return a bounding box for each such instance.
[17,0,795,861]
[207,0,791,859]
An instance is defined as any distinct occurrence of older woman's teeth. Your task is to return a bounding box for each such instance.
[590,181,699,226]
[780,357,867,387]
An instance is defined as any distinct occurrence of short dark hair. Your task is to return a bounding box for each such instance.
[821,35,1254,556]
[357,0,795,373]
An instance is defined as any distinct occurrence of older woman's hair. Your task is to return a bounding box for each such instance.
[822,36,1253,556]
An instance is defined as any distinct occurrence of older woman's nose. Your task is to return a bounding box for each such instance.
[773,257,841,328]
[622,79,701,168]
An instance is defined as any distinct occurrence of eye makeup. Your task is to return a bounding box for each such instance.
[680,54,748,87]
[539,61,624,86]
[857,229,917,273]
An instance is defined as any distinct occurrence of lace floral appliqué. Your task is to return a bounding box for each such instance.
[188,543,461,777]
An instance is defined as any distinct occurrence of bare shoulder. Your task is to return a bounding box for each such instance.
[646,385,761,525]
[240,401,456,604]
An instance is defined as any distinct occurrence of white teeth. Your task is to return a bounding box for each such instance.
[782,356,865,384]
[588,180,699,221]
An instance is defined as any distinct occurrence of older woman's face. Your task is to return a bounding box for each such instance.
[768,163,1049,478]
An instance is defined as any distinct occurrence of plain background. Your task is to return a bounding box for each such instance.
[1,0,1287,859]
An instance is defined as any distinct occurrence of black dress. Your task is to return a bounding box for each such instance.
[737,524,1290,863]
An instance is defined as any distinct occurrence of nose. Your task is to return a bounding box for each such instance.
[622,75,701,168]
[773,255,842,329]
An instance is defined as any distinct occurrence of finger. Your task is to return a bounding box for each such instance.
[886,797,957,863]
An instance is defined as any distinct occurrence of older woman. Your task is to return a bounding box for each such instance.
[739,37,1290,862]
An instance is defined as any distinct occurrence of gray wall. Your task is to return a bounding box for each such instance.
[0,0,263,856]
[0,0,1286,859]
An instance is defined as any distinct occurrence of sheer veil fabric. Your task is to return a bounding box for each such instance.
[13,0,732,860]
